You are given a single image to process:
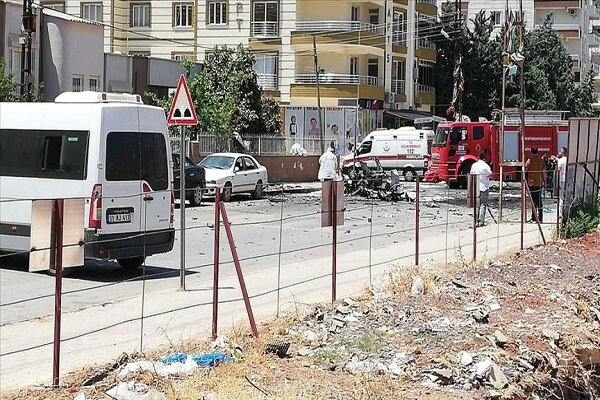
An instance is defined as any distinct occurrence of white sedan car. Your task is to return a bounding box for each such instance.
[200,153,268,201]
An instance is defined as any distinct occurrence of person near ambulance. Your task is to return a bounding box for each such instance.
[470,151,492,227]
[318,141,338,181]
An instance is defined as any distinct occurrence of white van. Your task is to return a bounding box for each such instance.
[0,92,175,270]
[342,127,433,181]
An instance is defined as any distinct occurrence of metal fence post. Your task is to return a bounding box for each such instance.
[471,174,477,262]
[52,199,64,387]
[415,177,420,266]
[212,188,221,340]
[332,181,337,303]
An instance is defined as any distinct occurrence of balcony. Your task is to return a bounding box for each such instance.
[534,0,581,9]
[418,84,435,94]
[257,73,277,91]
[417,0,436,4]
[295,21,385,35]
[295,73,382,86]
[417,37,436,50]
[393,79,406,95]
[251,21,279,38]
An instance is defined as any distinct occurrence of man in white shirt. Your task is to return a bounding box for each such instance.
[470,151,492,227]
[556,147,567,200]
[318,141,338,181]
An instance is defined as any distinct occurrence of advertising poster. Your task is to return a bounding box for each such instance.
[304,107,323,138]
[325,107,345,154]
[284,107,304,138]
[344,108,362,154]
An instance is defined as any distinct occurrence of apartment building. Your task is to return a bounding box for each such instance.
[35,0,439,120]
[439,0,600,83]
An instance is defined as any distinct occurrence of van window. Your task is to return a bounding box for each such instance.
[106,132,168,190]
[450,127,466,145]
[0,129,89,180]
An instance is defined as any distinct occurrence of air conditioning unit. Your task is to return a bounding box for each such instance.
[388,92,396,103]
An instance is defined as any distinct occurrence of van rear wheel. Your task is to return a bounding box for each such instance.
[118,256,145,270]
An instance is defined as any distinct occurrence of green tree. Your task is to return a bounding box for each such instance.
[1,58,19,102]
[187,45,281,139]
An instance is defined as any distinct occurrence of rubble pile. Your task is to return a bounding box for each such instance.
[277,233,600,399]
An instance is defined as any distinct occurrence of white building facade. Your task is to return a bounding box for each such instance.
[34,0,440,116]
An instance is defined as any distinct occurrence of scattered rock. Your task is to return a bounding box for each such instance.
[411,276,425,295]
[542,328,560,341]
[488,363,509,390]
[494,330,508,347]
[343,298,359,308]
[297,347,313,357]
[202,393,217,400]
[303,330,318,342]
[388,362,403,376]
[467,305,490,323]
[475,359,494,378]
[459,352,473,366]
[430,368,453,384]
[335,305,352,315]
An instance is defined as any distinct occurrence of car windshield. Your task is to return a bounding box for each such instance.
[200,155,235,170]
[433,127,449,146]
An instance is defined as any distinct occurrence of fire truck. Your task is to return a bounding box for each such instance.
[424,110,569,188]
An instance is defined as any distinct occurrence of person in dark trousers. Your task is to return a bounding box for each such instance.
[525,147,546,223]
[542,153,555,198]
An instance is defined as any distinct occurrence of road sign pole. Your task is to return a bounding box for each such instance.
[52,199,64,387]
[180,126,186,291]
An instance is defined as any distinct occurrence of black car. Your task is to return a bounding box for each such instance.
[172,154,206,206]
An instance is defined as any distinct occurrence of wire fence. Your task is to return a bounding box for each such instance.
[0,175,565,389]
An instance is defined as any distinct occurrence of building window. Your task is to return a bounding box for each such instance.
[72,76,83,92]
[369,8,379,25]
[367,58,378,78]
[418,60,435,91]
[351,5,359,22]
[42,1,65,12]
[173,2,193,27]
[89,76,100,91]
[252,1,278,37]
[393,11,406,45]
[491,11,501,26]
[350,57,358,76]
[131,3,151,27]
[81,3,102,21]
[254,53,278,90]
[172,52,193,61]
[208,1,227,25]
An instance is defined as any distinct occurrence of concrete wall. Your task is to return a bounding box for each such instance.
[255,155,320,183]
[41,11,104,100]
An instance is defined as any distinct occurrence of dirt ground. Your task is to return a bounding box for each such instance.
[3,231,599,400]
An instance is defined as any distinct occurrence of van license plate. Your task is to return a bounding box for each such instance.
[106,207,134,224]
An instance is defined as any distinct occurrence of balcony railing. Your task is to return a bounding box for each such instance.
[393,79,406,95]
[295,21,385,35]
[417,84,435,94]
[257,73,278,90]
[417,37,436,50]
[295,73,383,86]
[251,21,279,38]
[417,0,437,4]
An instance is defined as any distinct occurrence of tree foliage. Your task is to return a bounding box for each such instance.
[0,57,44,102]
[187,45,281,139]
[435,11,596,119]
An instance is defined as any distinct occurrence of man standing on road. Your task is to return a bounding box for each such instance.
[470,151,492,227]
[525,147,546,223]
[556,147,568,201]
[318,141,338,181]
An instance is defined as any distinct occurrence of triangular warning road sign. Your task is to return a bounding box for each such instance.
[167,75,198,126]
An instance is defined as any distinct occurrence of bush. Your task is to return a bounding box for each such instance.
[560,200,600,239]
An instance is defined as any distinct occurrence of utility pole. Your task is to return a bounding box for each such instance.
[499,0,509,222]
[312,34,325,153]
[21,0,35,100]
[518,0,526,250]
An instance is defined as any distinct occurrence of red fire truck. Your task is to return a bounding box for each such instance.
[424,110,569,188]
